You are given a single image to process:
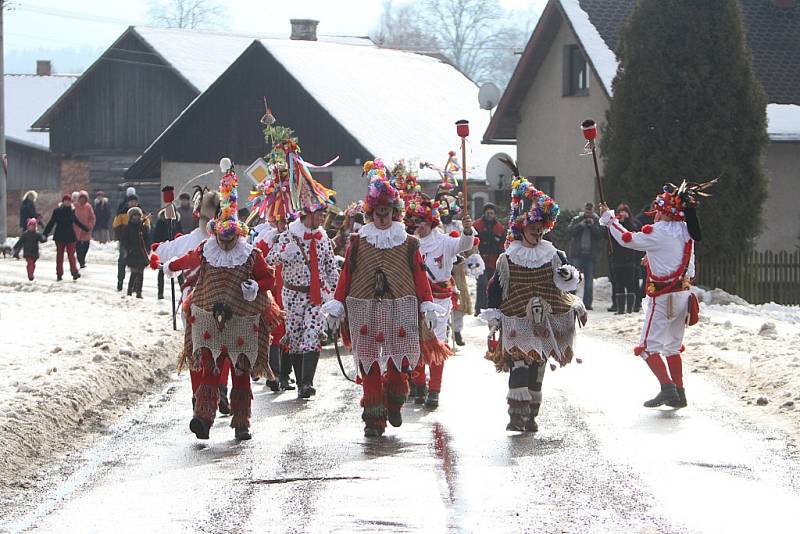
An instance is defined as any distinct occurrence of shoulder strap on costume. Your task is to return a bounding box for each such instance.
[348,234,360,274]
[556,250,568,267]
[407,235,419,272]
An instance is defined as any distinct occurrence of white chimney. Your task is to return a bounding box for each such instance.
[36,60,52,76]
[290,19,319,41]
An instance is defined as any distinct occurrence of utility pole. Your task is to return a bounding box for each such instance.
[0,1,6,244]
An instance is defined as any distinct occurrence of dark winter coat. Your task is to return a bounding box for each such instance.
[44,205,89,244]
[13,230,47,259]
[177,205,198,233]
[608,217,640,267]
[94,198,112,229]
[567,212,605,259]
[19,198,38,231]
[120,220,151,269]
[474,216,506,270]
[152,211,182,243]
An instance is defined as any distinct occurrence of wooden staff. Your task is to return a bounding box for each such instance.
[455,120,470,212]
[581,119,613,252]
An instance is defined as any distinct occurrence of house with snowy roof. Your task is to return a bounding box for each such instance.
[483,0,800,252]
[4,62,78,234]
[124,20,510,212]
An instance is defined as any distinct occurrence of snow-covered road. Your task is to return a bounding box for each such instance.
[3,313,800,533]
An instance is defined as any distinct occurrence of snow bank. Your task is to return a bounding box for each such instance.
[0,260,182,500]
[4,238,120,265]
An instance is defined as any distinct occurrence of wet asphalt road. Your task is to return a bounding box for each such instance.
[5,318,800,534]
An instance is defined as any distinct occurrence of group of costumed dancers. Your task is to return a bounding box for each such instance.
[151,113,711,440]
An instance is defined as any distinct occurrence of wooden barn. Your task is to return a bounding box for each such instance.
[30,26,255,215]
[124,21,512,212]
[4,66,78,235]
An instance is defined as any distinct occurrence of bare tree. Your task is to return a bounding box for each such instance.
[372,0,536,87]
[147,0,226,30]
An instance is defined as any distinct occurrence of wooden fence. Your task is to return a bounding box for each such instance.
[696,250,800,305]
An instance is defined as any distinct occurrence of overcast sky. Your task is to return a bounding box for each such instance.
[6,0,547,53]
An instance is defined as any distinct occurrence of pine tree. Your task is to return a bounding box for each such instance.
[602,0,768,258]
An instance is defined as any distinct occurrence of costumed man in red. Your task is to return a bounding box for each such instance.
[599,180,713,409]
[482,178,585,432]
[405,194,474,408]
[251,167,297,393]
[322,160,450,437]
[163,158,280,441]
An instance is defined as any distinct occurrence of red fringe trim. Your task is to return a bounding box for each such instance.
[262,298,283,330]
[229,388,252,428]
[193,384,218,425]
[420,338,453,366]
[360,390,384,408]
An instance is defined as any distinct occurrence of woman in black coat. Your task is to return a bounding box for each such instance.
[19,190,39,231]
[43,195,89,281]
[607,203,640,314]
[119,207,151,298]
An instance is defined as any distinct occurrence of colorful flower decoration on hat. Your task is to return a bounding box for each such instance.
[508,177,560,239]
[208,157,249,239]
[363,159,405,217]
[404,193,441,228]
[390,160,422,204]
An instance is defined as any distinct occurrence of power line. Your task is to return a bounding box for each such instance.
[14,3,143,26]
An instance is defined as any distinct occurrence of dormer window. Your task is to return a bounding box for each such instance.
[563,44,589,96]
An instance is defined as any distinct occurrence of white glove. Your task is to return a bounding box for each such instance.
[425,309,438,331]
[241,279,259,302]
[488,318,501,333]
[557,266,574,281]
[326,314,341,331]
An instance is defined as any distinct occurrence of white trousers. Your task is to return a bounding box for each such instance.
[433,297,452,342]
[638,291,689,356]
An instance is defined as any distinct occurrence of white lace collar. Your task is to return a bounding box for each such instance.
[418,230,445,254]
[359,221,407,249]
[654,221,690,241]
[202,237,253,268]
[289,218,322,240]
[505,239,557,268]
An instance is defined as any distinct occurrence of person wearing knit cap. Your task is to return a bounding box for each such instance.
[482,178,586,432]
[44,194,90,281]
[113,194,141,291]
[118,206,151,298]
[598,179,714,410]
[12,218,47,280]
[404,193,474,409]
[163,158,280,441]
[322,160,450,437]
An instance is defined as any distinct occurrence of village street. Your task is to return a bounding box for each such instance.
[2,258,800,533]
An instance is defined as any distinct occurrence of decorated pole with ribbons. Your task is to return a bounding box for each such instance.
[455,119,470,214]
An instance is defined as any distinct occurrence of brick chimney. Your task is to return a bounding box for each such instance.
[36,60,52,76]
[290,19,319,41]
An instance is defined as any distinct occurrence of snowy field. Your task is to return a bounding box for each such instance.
[0,239,183,502]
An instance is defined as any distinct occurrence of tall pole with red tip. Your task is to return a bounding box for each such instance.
[455,119,470,213]
[581,119,606,206]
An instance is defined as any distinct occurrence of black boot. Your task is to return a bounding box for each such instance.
[299,352,319,399]
[506,414,526,432]
[407,382,418,402]
[425,390,439,409]
[524,417,539,433]
[235,426,252,440]
[625,292,635,314]
[218,385,230,415]
[189,417,210,440]
[117,279,123,291]
[290,354,303,390]
[414,384,428,405]
[614,294,625,315]
[364,426,384,438]
[643,383,680,408]
[387,410,403,427]
[667,387,687,408]
[454,331,465,346]
[279,351,295,390]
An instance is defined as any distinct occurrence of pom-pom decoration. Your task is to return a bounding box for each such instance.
[208,160,249,239]
[507,177,560,240]
[404,194,441,228]
[362,159,405,217]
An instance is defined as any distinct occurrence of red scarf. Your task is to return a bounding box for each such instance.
[305,231,323,305]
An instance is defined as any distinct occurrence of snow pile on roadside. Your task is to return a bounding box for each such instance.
[4,238,120,265]
[0,272,182,498]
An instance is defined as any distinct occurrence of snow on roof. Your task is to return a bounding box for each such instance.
[559,0,619,96]
[5,74,78,149]
[259,38,514,178]
[767,104,800,141]
[133,27,258,92]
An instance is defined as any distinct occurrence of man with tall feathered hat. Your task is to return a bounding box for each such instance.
[322,160,449,437]
[404,192,475,408]
[599,180,714,409]
[264,121,340,401]
[162,158,280,441]
[482,178,586,432]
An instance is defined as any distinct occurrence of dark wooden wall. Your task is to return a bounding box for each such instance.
[138,43,370,174]
[7,141,61,190]
[47,31,198,156]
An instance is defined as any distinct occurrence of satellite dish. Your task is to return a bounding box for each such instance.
[478,82,501,111]
[486,152,514,190]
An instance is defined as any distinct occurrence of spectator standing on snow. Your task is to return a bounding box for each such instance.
[13,218,47,281]
[607,203,640,314]
[73,191,96,269]
[176,192,197,233]
[19,190,40,232]
[119,206,151,298]
[568,203,604,310]
[113,194,139,291]
[473,203,505,315]
[93,191,112,243]
[43,194,89,281]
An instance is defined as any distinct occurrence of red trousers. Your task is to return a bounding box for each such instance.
[361,361,409,428]
[55,242,78,277]
[26,257,36,280]
[191,351,251,429]
[413,361,444,392]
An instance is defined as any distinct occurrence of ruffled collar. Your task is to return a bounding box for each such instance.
[505,239,557,269]
[253,223,276,245]
[654,221,690,241]
[202,237,253,268]
[359,222,407,249]
[289,219,322,240]
[418,230,445,254]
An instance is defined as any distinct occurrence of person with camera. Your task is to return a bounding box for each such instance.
[607,203,641,314]
[568,203,605,310]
